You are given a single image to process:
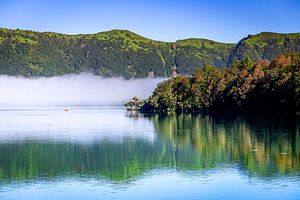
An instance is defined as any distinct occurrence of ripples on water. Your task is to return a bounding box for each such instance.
[0,108,299,200]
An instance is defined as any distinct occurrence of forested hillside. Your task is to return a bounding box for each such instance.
[0,28,299,78]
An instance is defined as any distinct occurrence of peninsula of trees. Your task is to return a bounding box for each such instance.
[137,53,300,114]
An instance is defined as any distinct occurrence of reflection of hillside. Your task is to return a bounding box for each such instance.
[152,114,300,177]
[0,115,299,183]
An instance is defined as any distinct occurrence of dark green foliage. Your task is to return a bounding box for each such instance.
[124,96,143,111]
[0,28,299,78]
[140,53,300,114]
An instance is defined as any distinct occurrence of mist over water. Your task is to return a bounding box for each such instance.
[0,73,164,107]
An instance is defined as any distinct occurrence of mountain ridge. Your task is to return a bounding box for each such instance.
[0,28,299,78]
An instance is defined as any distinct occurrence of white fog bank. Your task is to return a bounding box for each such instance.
[0,74,165,107]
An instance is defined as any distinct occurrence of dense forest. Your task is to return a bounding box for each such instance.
[138,53,300,114]
[0,28,300,78]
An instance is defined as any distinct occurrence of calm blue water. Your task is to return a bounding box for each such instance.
[0,108,299,200]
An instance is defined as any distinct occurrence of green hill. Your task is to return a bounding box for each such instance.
[0,28,299,78]
[228,32,300,66]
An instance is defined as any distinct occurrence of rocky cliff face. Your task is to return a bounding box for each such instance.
[0,28,299,78]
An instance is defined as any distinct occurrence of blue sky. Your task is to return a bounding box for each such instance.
[0,0,299,42]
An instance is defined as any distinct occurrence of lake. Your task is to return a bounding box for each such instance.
[0,108,299,200]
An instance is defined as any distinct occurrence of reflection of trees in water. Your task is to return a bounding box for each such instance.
[151,114,300,177]
[0,115,299,182]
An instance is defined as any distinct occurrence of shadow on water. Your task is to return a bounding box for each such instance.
[0,111,299,184]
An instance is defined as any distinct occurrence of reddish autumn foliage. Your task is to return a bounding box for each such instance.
[139,53,300,114]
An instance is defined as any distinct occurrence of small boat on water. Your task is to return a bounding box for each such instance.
[64,108,69,112]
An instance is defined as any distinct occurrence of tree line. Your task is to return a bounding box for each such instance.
[127,53,300,115]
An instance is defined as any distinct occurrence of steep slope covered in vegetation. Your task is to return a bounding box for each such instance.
[0,28,299,78]
[228,32,300,66]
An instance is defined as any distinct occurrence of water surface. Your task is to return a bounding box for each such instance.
[0,108,299,199]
